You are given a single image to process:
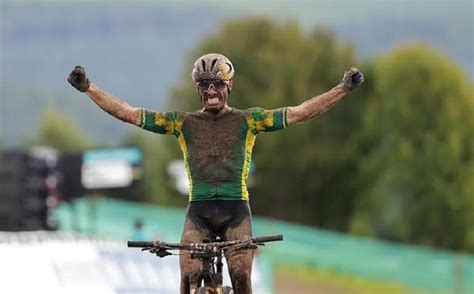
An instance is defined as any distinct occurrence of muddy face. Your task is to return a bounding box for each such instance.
[195,80,233,114]
[202,87,227,112]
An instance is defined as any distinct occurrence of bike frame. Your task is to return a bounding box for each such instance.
[189,249,223,293]
[128,234,283,293]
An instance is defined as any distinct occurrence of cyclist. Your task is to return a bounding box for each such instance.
[68,53,364,294]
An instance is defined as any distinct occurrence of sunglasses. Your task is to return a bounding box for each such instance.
[196,79,228,91]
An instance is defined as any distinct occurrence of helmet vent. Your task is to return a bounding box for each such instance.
[192,53,234,82]
[211,59,218,71]
[226,62,233,73]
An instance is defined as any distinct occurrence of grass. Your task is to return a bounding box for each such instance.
[274,265,432,294]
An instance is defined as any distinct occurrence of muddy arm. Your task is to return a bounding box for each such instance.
[286,84,349,125]
[85,83,141,126]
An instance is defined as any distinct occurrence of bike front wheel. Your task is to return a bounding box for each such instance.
[196,287,210,294]
[195,286,233,294]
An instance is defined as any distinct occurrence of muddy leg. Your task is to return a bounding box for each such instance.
[179,216,211,294]
[224,215,253,294]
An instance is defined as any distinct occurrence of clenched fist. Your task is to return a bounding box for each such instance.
[68,65,90,92]
[339,67,364,92]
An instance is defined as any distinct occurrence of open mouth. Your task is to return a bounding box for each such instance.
[205,97,220,107]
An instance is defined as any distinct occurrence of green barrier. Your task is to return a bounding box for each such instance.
[54,197,474,292]
[253,220,474,292]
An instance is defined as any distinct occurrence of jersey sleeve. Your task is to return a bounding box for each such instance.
[246,107,288,134]
[138,109,185,136]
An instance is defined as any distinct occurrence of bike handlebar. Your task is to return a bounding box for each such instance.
[253,234,283,243]
[127,234,283,249]
[128,241,155,248]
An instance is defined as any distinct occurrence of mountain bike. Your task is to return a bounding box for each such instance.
[128,234,283,294]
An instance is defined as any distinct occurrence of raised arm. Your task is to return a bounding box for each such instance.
[286,67,364,126]
[67,66,141,125]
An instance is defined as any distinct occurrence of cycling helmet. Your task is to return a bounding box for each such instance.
[191,53,234,82]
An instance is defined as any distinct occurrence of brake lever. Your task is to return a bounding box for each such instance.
[149,248,172,258]
[224,243,259,254]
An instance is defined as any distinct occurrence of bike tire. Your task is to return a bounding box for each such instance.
[196,287,210,294]
[195,286,233,294]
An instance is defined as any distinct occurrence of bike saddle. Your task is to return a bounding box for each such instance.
[206,234,223,243]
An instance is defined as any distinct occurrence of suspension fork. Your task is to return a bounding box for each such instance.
[190,253,216,290]
[214,252,224,293]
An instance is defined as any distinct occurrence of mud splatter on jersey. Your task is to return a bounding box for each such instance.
[139,107,287,201]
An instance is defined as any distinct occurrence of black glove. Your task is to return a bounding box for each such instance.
[339,67,364,92]
[67,65,90,92]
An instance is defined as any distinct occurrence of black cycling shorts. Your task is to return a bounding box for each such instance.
[185,200,251,239]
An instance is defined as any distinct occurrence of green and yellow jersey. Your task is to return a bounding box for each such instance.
[139,107,288,201]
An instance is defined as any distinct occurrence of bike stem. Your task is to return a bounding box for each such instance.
[216,252,223,286]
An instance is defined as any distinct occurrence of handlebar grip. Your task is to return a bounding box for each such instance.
[253,235,283,243]
[127,241,155,248]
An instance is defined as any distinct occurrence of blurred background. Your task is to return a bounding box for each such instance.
[1,0,473,293]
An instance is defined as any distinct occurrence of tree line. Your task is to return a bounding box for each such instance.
[26,18,474,252]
